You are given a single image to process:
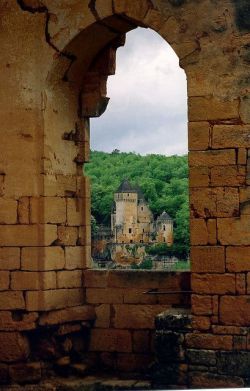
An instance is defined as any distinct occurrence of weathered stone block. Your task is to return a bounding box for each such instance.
[95,304,110,328]
[226,246,250,272]
[189,97,239,121]
[65,246,86,270]
[0,199,17,224]
[186,349,216,366]
[185,333,233,350]
[9,362,41,383]
[218,216,250,245]
[189,167,210,187]
[211,166,246,186]
[212,125,250,148]
[0,312,38,331]
[191,246,225,273]
[189,372,244,388]
[192,273,235,294]
[21,246,65,271]
[39,305,95,326]
[220,296,250,325]
[190,219,208,245]
[0,225,57,246]
[217,351,250,377]
[192,295,212,315]
[0,291,25,310]
[189,150,236,167]
[30,197,66,224]
[190,187,239,218]
[25,289,84,311]
[57,270,82,288]
[66,198,86,226]
[57,226,78,246]
[43,174,76,197]
[0,247,20,270]
[192,316,211,331]
[114,304,168,329]
[188,121,210,151]
[11,271,56,290]
[86,288,123,304]
[0,332,29,362]
[17,197,29,224]
[0,271,9,290]
[90,329,132,352]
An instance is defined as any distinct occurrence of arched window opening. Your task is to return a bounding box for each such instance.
[87,28,189,271]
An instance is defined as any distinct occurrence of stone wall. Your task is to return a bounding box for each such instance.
[0,270,190,385]
[0,0,249,388]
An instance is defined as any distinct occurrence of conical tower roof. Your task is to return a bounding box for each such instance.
[116,179,137,193]
[157,211,172,221]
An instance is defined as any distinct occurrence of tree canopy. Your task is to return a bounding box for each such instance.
[85,150,189,259]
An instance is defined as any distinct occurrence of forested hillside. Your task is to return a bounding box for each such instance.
[85,151,189,258]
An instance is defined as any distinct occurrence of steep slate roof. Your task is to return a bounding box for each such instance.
[157,211,172,221]
[116,179,138,193]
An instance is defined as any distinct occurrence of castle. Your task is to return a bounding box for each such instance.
[92,179,173,266]
[111,179,173,246]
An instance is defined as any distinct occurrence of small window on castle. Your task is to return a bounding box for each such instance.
[129,228,132,233]
[141,207,143,211]
[130,240,133,243]
[163,225,166,231]
[143,228,144,233]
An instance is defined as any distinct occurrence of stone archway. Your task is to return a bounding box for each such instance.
[0,0,249,387]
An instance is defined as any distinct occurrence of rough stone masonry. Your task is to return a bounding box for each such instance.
[0,0,249,388]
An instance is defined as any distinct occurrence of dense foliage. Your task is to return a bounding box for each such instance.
[85,150,190,258]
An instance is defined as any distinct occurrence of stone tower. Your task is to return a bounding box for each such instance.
[156,211,174,246]
[111,179,154,243]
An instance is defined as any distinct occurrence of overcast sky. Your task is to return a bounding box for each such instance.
[90,27,188,156]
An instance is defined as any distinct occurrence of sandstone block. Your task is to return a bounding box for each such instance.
[218,216,250,245]
[211,166,246,186]
[192,295,212,315]
[226,246,250,272]
[220,296,250,325]
[9,362,41,383]
[57,226,78,246]
[240,96,250,124]
[39,305,95,326]
[0,199,17,224]
[132,330,150,353]
[90,329,132,352]
[26,289,84,311]
[78,225,91,246]
[0,291,25,310]
[240,186,250,204]
[83,270,108,288]
[188,121,210,151]
[65,246,86,270]
[17,197,29,224]
[189,150,236,167]
[143,8,166,32]
[186,333,233,350]
[0,312,38,331]
[43,174,76,197]
[192,273,235,294]
[212,125,250,148]
[117,353,151,372]
[113,304,168,329]
[66,198,87,226]
[191,316,211,331]
[95,304,110,328]
[191,246,225,273]
[0,225,57,246]
[21,246,65,271]
[190,187,239,218]
[113,0,150,21]
[236,273,246,294]
[124,288,157,304]
[186,349,216,366]
[30,197,66,224]
[190,219,208,245]
[189,97,239,121]
[0,271,9,290]
[189,167,210,187]
[238,148,247,165]
[57,270,82,288]
[86,288,123,304]
[0,332,29,362]
[0,248,20,270]
[11,271,56,290]
[189,372,244,388]
[207,219,217,245]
